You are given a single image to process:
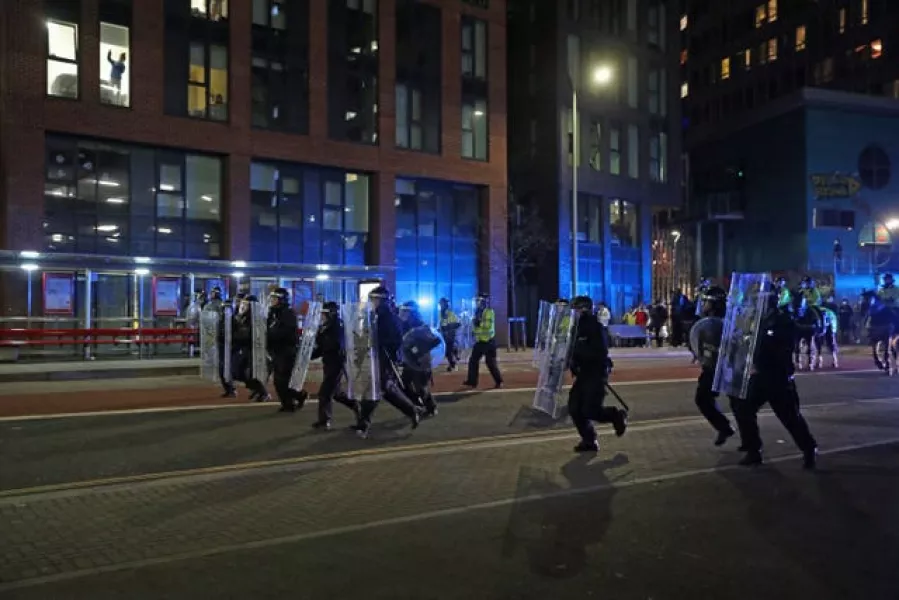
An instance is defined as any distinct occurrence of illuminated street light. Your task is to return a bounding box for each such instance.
[593,66,613,85]
[885,218,899,230]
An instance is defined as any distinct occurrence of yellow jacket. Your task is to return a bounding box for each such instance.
[439,308,459,328]
[474,308,495,342]
[802,288,822,306]
[878,286,899,304]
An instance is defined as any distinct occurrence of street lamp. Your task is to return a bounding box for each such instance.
[885,218,899,230]
[571,65,614,298]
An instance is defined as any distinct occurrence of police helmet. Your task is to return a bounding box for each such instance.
[702,286,727,318]
[883,273,894,284]
[438,297,450,306]
[400,300,419,313]
[210,286,223,299]
[801,275,812,285]
[775,276,787,286]
[476,292,490,301]
[369,285,391,300]
[322,301,339,314]
[571,295,594,312]
[269,287,289,305]
[556,298,570,306]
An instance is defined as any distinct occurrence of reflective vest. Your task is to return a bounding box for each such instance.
[474,308,496,342]
[801,288,822,307]
[439,308,459,328]
[777,287,792,308]
[822,307,838,333]
[878,285,899,305]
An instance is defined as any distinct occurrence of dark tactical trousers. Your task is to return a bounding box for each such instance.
[317,367,358,423]
[466,340,503,386]
[567,373,617,444]
[359,360,418,424]
[732,374,817,454]
[402,368,436,413]
[271,350,298,408]
[695,368,734,434]
[218,344,234,394]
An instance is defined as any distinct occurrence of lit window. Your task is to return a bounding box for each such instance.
[680,14,688,30]
[188,43,229,121]
[46,20,79,99]
[767,0,777,22]
[871,39,883,59]
[680,49,688,65]
[754,5,766,28]
[861,0,868,25]
[796,25,807,51]
[768,38,778,61]
[839,8,846,33]
[100,23,130,107]
[721,57,731,80]
[681,82,689,98]
[744,48,752,68]
[191,0,228,21]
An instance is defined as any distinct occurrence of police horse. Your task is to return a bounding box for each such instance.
[861,290,899,375]
[791,295,826,371]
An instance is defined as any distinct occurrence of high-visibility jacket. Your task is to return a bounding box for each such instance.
[473,308,496,342]
[439,308,459,329]
[801,287,822,306]
[878,285,899,305]
[777,287,792,308]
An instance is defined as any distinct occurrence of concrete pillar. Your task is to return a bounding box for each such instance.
[481,185,508,344]
[371,171,397,289]
[225,153,251,261]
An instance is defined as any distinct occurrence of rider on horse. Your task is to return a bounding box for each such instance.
[877,273,899,306]
[773,276,792,309]
[799,276,823,307]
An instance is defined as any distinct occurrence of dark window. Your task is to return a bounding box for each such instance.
[576,193,605,303]
[46,0,81,99]
[395,179,479,322]
[328,0,379,144]
[461,17,488,161]
[814,209,855,229]
[99,0,132,108]
[249,162,369,265]
[251,0,309,133]
[858,144,891,190]
[395,0,441,153]
[461,17,487,81]
[44,135,223,259]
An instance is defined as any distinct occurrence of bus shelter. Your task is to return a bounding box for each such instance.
[0,250,390,362]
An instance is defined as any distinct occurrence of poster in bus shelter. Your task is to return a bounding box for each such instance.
[293,282,313,316]
[42,272,75,316]
[153,277,181,316]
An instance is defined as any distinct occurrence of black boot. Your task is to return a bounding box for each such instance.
[612,408,628,437]
[574,440,599,453]
[714,428,735,446]
[803,447,818,470]
[355,400,377,438]
[738,450,763,466]
[294,389,309,409]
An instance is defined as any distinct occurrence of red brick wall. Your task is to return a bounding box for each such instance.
[0,0,508,335]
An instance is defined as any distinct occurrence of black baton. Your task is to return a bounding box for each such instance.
[605,382,630,412]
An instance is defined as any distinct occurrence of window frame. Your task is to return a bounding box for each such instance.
[191,0,229,22]
[461,97,489,161]
[461,17,487,81]
[187,41,229,121]
[99,20,132,108]
[395,83,425,151]
[46,19,80,100]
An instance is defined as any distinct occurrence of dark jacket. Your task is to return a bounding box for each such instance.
[375,304,403,361]
[232,312,253,349]
[267,305,299,354]
[570,313,610,378]
[753,309,795,380]
[311,318,344,375]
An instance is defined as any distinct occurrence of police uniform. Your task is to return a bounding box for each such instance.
[206,287,235,397]
[438,298,461,371]
[568,296,627,452]
[232,295,270,402]
[267,288,304,412]
[692,287,737,446]
[877,274,899,306]
[310,302,359,429]
[731,296,818,468]
[463,293,504,388]
[799,277,823,307]
[399,301,440,417]
[774,278,792,309]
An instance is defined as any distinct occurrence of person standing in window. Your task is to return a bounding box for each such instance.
[107,50,126,91]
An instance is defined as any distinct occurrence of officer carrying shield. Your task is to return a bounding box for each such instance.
[267,287,304,412]
[691,286,737,446]
[207,286,236,398]
[309,301,359,430]
[438,298,461,372]
[232,295,270,402]
[732,288,818,468]
[399,301,441,418]
[568,295,627,453]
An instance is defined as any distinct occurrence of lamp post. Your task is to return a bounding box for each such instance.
[671,229,682,293]
[571,65,613,299]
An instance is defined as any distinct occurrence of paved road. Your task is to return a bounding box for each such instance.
[1,370,898,598]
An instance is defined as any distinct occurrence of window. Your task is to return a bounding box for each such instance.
[627,56,638,108]
[588,119,602,171]
[861,0,868,25]
[188,43,228,120]
[767,0,777,22]
[648,70,660,114]
[609,199,638,247]
[252,1,308,133]
[627,124,639,179]
[754,5,765,28]
[461,18,487,80]
[743,48,752,69]
[871,39,883,59]
[767,38,778,62]
[721,57,731,80]
[609,124,621,175]
[461,100,488,160]
[648,5,660,47]
[681,82,689,98]
[839,8,846,33]
[191,0,228,21]
[649,131,667,183]
[814,209,855,229]
[680,14,688,31]
[680,49,688,65]
[100,22,130,107]
[795,25,807,51]
[44,136,223,258]
[395,84,424,150]
[253,0,285,29]
[395,179,478,318]
[47,20,79,99]
[329,0,379,144]
[250,163,369,265]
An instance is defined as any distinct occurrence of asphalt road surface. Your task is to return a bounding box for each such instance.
[1,369,898,599]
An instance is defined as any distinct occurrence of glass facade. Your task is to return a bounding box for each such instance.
[46,1,81,99]
[395,178,479,320]
[44,135,224,259]
[249,162,369,266]
[609,199,642,311]
[576,193,605,304]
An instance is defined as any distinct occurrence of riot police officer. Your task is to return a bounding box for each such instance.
[694,277,712,317]
[773,276,792,309]
[877,273,899,306]
[464,293,504,389]
[568,295,627,452]
[691,286,737,446]
[267,287,303,412]
[309,301,359,430]
[732,290,818,468]
[399,301,440,418]
[438,298,461,371]
[799,276,822,307]
[355,286,422,437]
[232,295,270,402]
[206,286,236,398]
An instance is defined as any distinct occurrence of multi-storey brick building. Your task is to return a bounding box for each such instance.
[0,0,507,330]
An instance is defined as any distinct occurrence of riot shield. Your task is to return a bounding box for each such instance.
[688,316,723,371]
[401,326,446,372]
[249,301,269,382]
[532,300,553,367]
[290,301,323,391]
[456,299,474,363]
[342,302,381,401]
[712,272,771,399]
[199,303,232,385]
[532,303,576,418]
